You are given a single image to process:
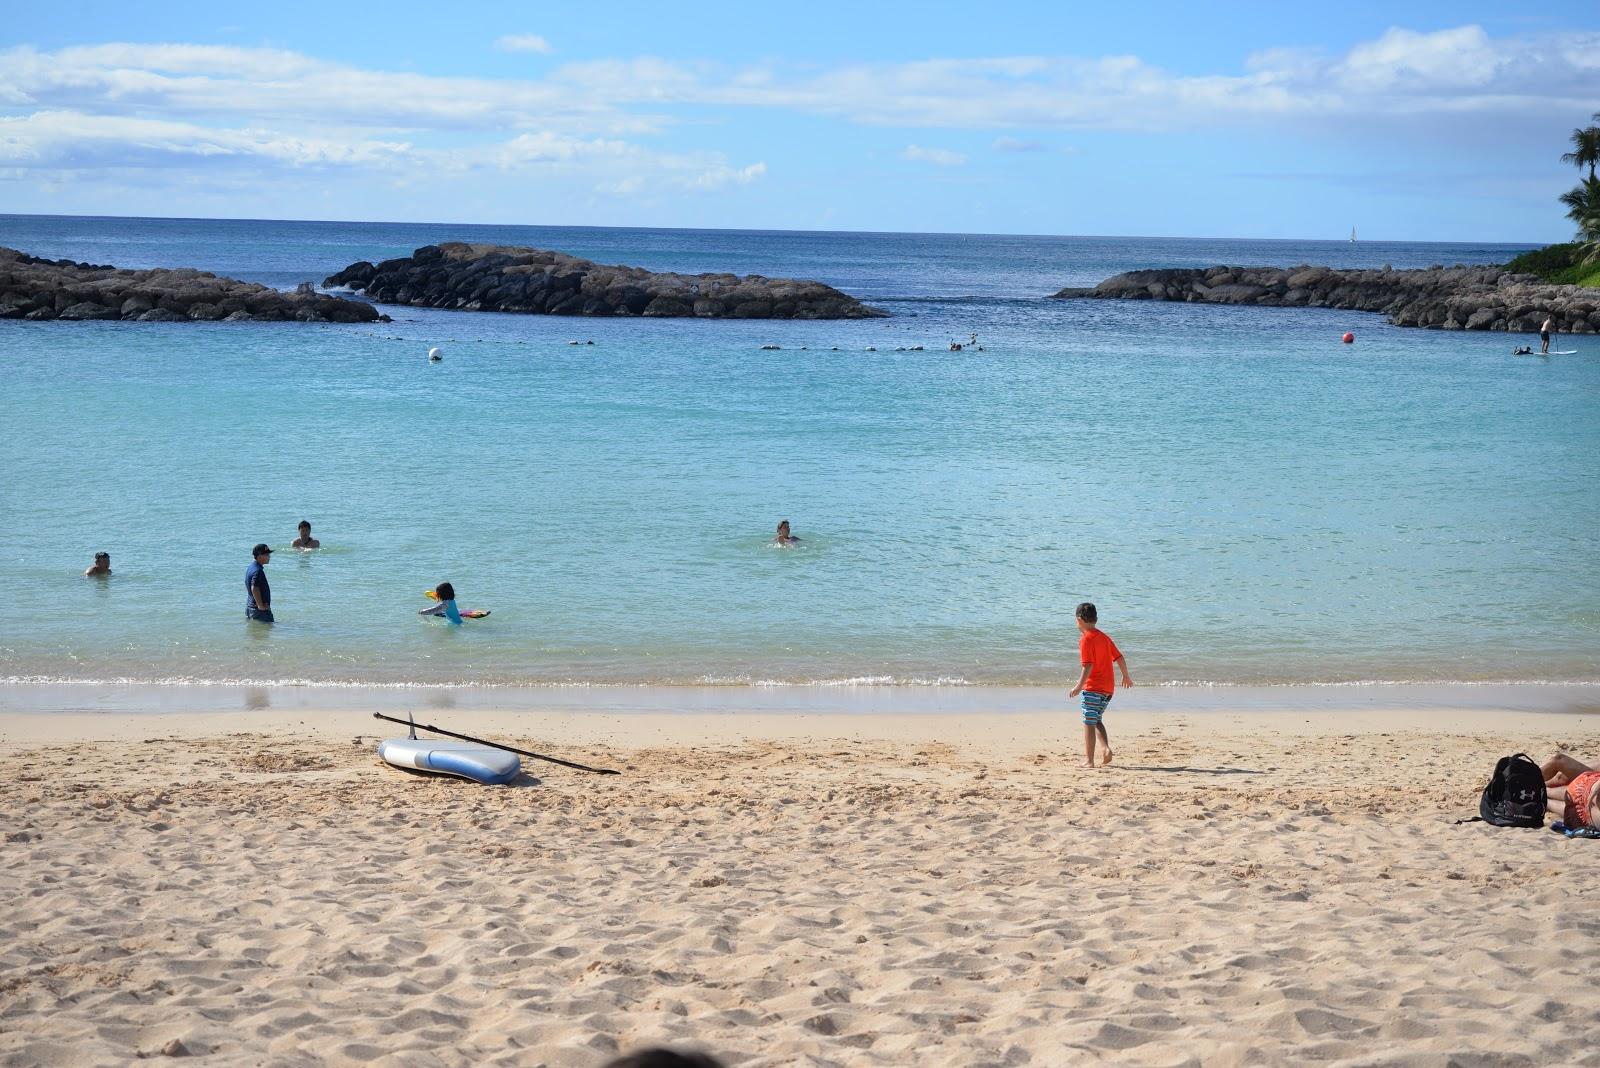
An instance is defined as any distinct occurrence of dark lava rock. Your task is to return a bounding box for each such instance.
[325,242,885,319]
[0,247,386,324]
[1054,264,1598,335]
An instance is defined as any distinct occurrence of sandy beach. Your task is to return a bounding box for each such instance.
[4,697,1599,1067]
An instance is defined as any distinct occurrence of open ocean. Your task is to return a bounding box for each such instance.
[1,214,1595,689]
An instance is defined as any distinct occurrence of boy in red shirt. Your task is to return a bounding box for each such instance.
[1068,602,1132,767]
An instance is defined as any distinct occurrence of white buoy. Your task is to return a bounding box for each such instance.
[428,347,442,362]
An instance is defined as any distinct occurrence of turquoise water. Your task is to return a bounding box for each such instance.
[2,215,1595,687]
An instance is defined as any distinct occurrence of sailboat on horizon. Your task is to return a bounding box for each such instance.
[1350,226,1357,243]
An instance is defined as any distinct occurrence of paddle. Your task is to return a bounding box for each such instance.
[371,712,620,775]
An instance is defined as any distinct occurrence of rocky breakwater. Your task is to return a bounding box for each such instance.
[0,247,384,323]
[324,242,886,319]
[1055,265,1599,334]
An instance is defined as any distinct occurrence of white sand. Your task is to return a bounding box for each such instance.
[3,700,1598,1066]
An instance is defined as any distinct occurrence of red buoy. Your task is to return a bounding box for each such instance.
[1342,332,1355,344]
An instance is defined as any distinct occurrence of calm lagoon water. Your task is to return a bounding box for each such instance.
[1,215,1595,688]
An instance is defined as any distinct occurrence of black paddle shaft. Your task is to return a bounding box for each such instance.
[371,712,620,775]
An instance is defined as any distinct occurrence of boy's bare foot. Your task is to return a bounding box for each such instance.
[1101,749,1114,767]
[1082,759,1096,769]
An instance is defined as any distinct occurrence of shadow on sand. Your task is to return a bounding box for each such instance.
[1114,765,1263,776]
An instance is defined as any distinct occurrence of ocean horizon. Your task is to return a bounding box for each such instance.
[2,214,1594,691]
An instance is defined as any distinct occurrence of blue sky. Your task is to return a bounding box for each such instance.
[2,2,1596,241]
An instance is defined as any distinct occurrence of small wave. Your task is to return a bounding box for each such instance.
[4,674,1596,691]
[2,673,981,689]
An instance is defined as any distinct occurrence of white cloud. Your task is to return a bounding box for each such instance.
[690,161,766,189]
[0,44,620,135]
[902,144,966,166]
[496,34,552,55]
[4,27,1596,149]
[992,137,1045,153]
[0,110,412,169]
[1334,26,1498,92]
[1,25,1596,203]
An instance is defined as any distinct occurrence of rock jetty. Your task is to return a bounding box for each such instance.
[1055,265,1598,334]
[0,247,384,323]
[324,242,885,319]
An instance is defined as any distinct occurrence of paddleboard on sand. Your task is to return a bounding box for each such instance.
[378,737,521,784]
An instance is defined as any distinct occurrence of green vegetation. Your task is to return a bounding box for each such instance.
[1503,243,1600,286]
[1508,115,1600,285]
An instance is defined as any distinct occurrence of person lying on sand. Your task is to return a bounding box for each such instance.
[1542,753,1600,829]
[84,551,111,577]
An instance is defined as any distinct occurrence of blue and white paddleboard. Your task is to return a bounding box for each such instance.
[378,737,521,785]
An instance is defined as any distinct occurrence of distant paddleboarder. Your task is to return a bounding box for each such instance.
[1540,316,1555,355]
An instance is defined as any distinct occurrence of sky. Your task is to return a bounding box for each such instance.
[2,2,1597,242]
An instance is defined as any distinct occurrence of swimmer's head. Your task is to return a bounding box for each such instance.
[94,552,109,563]
[435,582,456,602]
[776,520,791,537]
[298,520,311,534]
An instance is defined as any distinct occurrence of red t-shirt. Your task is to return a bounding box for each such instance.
[1079,628,1122,694]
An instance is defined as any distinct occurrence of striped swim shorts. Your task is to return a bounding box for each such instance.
[1080,690,1112,725]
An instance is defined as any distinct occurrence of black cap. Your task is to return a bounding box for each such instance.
[252,543,273,556]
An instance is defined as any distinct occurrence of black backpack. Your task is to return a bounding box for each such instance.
[1476,754,1547,828]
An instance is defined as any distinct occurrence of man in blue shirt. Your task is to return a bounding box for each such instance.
[246,544,274,623]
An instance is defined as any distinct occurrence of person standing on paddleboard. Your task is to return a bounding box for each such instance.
[246,544,274,623]
[1540,315,1554,355]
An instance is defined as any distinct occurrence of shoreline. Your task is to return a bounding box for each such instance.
[3,680,1598,721]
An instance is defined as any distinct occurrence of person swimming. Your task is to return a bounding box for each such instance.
[1512,346,1533,356]
[84,551,111,577]
[291,520,320,550]
[420,581,464,625]
[773,520,801,547]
